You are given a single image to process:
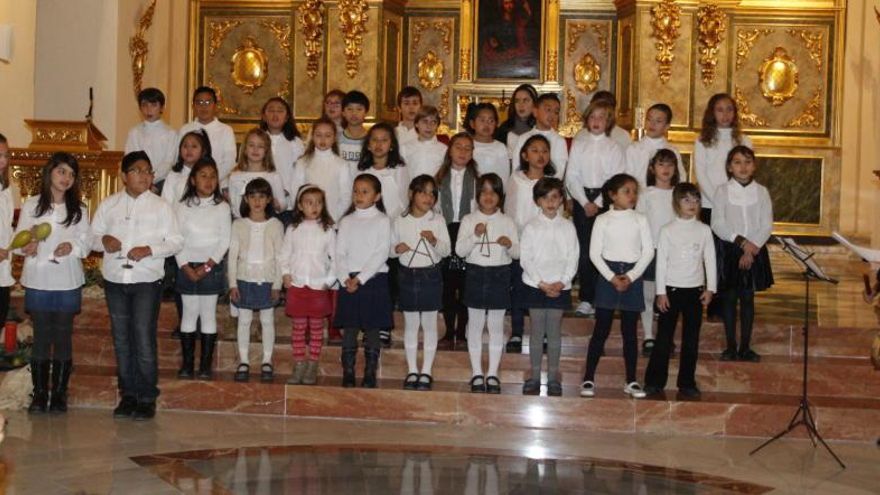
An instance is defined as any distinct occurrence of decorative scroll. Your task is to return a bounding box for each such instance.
[277,79,290,99]
[262,19,291,53]
[696,3,726,86]
[559,87,582,138]
[460,48,471,80]
[592,24,608,57]
[649,0,681,84]
[567,23,588,54]
[438,86,452,135]
[786,29,824,71]
[129,0,157,97]
[412,20,453,54]
[34,129,84,145]
[735,28,772,69]
[573,53,600,93]
[785,89,823,128]
[11,167,43,198]
[759,47,799,106]
[209,20,242,57]
[546,49,558,81]
[207,77,238,115]
[417,50,444,90]
[733,86,768,127]
[297,0,324,79]
[338,0,369,78]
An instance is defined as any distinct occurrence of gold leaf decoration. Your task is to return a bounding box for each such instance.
[735,28,772,69]
[460,48,471,80]
[413,20,453,55]
[297,0,324,79]
[573,53,601,94]
[206,77,238,115]
[277,79,290,99]
[437,86,452,136]
[567,23,588,55]
[338,0,369,78]
[261,19,291,53]
[696,3,726,87]
[649,0,681,84]
[759,46,799,106]
[733,86,768,127]
[786,29,823,71]
[592,24,608,57]
[208,20,242,57]
[417,50,444,91]
[784,88,823,128]
[129,0,157,97]
[546,49,558,81]
[230,36,268,95]
[559,87,582,138]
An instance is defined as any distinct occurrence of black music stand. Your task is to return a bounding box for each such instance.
[749,236,845,469]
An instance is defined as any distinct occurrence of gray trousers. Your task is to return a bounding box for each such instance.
[528,308,564,381]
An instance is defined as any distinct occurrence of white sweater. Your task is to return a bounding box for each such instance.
[391,211,451,268]
[178,118,238,180]
[656,217,717,294]
[268,133,305,207]
[473,140,511,183]
[512,128,568,179]
[574,125,632,150]
[402,137,447,179]
[228,217,284,288]
[624,136,686,188]
[364,166,409,221]
[636,187,675,247]
[520,213,579,289]
[693,128,753,208]
[335,205,391,284]
[711,179,773,246]
[174,198,231,266]
[124,120,178,182]
[589,208,654,282]
[288,149,353,223]
[504,171,542,235]
[224,170,286,218]
[566,132,624,207]
[455,209,520,265]
[279,220,336,290]
[161,166,191,205]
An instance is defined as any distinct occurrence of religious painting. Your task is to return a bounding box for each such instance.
[475,0,543,80]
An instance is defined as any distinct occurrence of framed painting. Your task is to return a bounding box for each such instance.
[475,0,544,80]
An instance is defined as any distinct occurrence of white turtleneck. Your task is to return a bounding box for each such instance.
[625,135,686,188]
[364,165,409,221]
[268,132,305,205]
[520,212,579,289]
[288,148,353,222]
[504,170,542,234]
[693,128,753,208]
[589,207,654,282]
[392,211,451,268]
[335,205,391,284]
[124,119,178,183]
[401,137,447,179]
[656,216,717,295]
[456,209,520,266]
[566,132,625,207]
[512,127,568,179]
[711,178,773,247]
[636,186,675,247]
[473,139,511,183]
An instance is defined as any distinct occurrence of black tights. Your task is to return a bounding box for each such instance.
[31,311,75,360]
[722,288,755,352]
[342,328,380,351]
[584,308,639,383]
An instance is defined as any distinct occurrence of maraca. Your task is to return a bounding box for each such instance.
[7,230,32,250]
[33,222,52,242]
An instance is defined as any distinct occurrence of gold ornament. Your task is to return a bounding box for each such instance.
[338,0,369,78]
[559,87,583,138]
[735,28,772,69]
[573,53,601,94]
[412,20,453,54]
[206,77,238,115]
[262,19,291,53]
[437,87,452,136]
[417,50,444,91]
[460,48,471,80]
[785,88,823,128]
[129,0,156,97]
[649,0,681,84]
[733,86,768,127]
[298,0,324,79]
[546,49,558,81]
[696,3,726,86]
[759,47,799,106]
[208,20,242,57]
[231,36,268,95]
[786,29,824,71]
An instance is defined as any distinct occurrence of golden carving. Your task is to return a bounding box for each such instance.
[460,48,471,80]
[338,0,369,78]
[567,23,588,55]
[696,3,726,87]
[649,0,681,84]
[277,79,290,99]
[230,36,268,95]
[733,86,769,127]
[206,77,238,115]
[437,86,452,136]
[592,24,608,57]
[735,28,772,69]
[759,47,799,106]
[129,0,157,97]
[785,88,823,128]
[417,50,445,91]
[457,94,472,124]
[11,166,42,198]
[34,128,85,145]
[208,20,242,57]
[786,29,823,71]
[80,169,102,200]
[547,49,558,81]
[262,19,291,53]
[559,87,582,138]
[573,53,601,94]
[412,20,453,55]
[297,0,324,79]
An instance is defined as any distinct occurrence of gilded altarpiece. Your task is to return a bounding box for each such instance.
[405,16,457,130]
[560,17,615,137]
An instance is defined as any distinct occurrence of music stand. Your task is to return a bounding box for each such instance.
[749,236,845,469]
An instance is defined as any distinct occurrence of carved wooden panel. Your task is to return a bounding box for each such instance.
[560,18,613,137]
[406,16,456,130]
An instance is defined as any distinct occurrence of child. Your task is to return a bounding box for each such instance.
[711,145,773,362]
[18,152,89,414]
[581,173,653,399]
[644,183,716,398]
[178,86,237,180]
[520,177,578,397]
[91,151,184,420]
[575,91,632,149]
[565,99,625,317]
[496,83,538,158]
[124,87,178,185]
[357,122,409,220]
[395,86,423,148]
[0,134,13,375]
[625,103,686,188]
[402,105,447,179]
[504,134,556,353]
[228,178,284,383]
[260,97,305,209]
[173,157,231,381]
[225,127,286,218]
[288,117,352,222]
[334,174,393,388]
[456,173,519,394]
[338,90,371,174]
[322,89,347,133]
[162,130,212,204]
[435,133,479,347]
[466,102,510,183]
[635,149,680,356]
[280,184,336,385]
[512,93,568,178]
[392,175,450,391]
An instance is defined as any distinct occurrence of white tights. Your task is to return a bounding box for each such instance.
[466,308,505,378]
[403,311,439,375]
[180,295,218,334]
[641,281,656,340]
[237,308,275,364]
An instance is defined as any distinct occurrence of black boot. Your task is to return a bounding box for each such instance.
[362,347,380,388]
[49,360,72,414]
[342,348,357,388]
[197,333,217,380]
[28,360,50,414]
[177,332,196,379]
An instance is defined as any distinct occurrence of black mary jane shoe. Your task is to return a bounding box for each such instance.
[403,373,419,391]
[522,378,540,396]
[485,376,502,394]
[260,363,275,383]
[469,375,486,393]
[416,374,433,391]
[234,363,250,382]
[547,381,563,397]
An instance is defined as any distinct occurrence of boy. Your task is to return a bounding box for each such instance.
[178,86,237,180]
[575,91,632,149]
[401,105,447,178]
[91,151,183,421]
[512,93,568,178]
[625,103,686,188]
[338,90,370,175]
[395,86,422,149]
[124,88,178,186]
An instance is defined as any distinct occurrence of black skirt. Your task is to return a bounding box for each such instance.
[464,264,511,310]
[718,241,774,292]
[594,260,645,312]
[334,273,394,329]
[521,285,572,310]
[175,261,227,295]
[397,265,443,312]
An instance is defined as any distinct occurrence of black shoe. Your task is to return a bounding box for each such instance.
[342,349,357,388]
[469,375,486,393]
[677,387,702,399]
[48,360,72,414]
[362,348,380,388]
[234,363,250,382]
[738,349,761,362]
[113,396,138,418]
[485,376,501,394]
[719,348,738,361]
[505,337,522,354]
[177,332,196,379]
[28,360,50,415]
[522,378,540,396]
[379,330,392,348]
[643,385,664,396]
[403,373,419,391]
[197,334,217,380]
[641,339,655,357]
[417,374,433,391]
[132,402,156,421]
[547,381,563,397]
[260,363,275,383]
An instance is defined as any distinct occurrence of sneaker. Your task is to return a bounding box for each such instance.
[379,330,392,348]
[719,348,738,361]
[677,387,702,399]
[624,382,647,399]
[641,339,655,357]
[505,336,522,354]
[522,378,541,395]
[738,349,761,362]
[575,301,595,316]
[579,380,596,398]
[113,396,138,418]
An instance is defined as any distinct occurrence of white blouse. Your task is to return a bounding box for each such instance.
[504,171,542,234]
[224,170,286,218]
[288,149,353,223]
[364,166,409,221]
[520,213,579,290]
[335,205,391,285]
[624,136,686,188]
[161,166,192,205]
[566,132,625,207]
[455,209,520,266]
[589,208,654,282]
[174,198,231,266]
[392,211,451,268]
[636,187,675,247]
[473,140,511,183]
[16,197,90,291]
[268,133,305,207]
[402,137,447,179]
[693,128,753,208]
[279,220,337,290]
[124,120,178,183]
[711,179,773,246]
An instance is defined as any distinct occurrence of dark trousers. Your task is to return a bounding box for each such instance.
[584,308,639,383]
[510,261,525,338]
[644,287,702,390]
[343,327,380,351]
[442,222,468,338]
[700,208,723,318]
[31,311,75,360]
[105,280,163,403]
[722,287,755,352]
[572,195,600,304]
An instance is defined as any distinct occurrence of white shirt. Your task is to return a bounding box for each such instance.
[174,198,231,266]
[402,137,447,179]
[91,190,184,284]
[566,132,625,207]
[473,140,511,183]
[160,166,192,205]
[279,220,337,290]
[589,208,654,282]
[656,217,717,294]
[450,168,466,222]
[335,205,391,285]
[505,170,542,235]
[288,149,353,223]
[395,123,419,150]
[124,120,178,182]
[624,136,687,188]
[455,209,520,266]
[636,187,675,247]
[711,179,773,246]
[178,118,238,180]
[0,185,14,286]
[512,128,568,179]
[268,133,305,207]
[520,213,579,290]
[574,125,632,150]
[364,166,409,221]
[224,170,286,218]
[392,211,451,268]
[16,197,90,291]
[694,128,753,208]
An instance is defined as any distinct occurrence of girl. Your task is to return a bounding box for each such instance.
[456,173,519,394]
[644,183,716,398]
[173,157,231,381]
[0,134,12,369]
[288,118,352,223]
[322,89,347,133]
[504,134,556,353]
[581,173,653,399]
[467,103,510,183]
[280,184,336,385]
[357,122,409,220]
[228,178,284,383]
[495,83,538,159]
[334,174,393,388]
[226,127,286,218]
[435,133,479,347]
[635,149,680,356]
[260,97,305,209]
[18,152,89,414]
[162,130,211,204]
[401,105,447,179]
[520,178,578,397]
[392,175,450,391]
[711,146,773,362]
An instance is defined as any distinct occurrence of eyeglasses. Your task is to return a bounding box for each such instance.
[194,99,215,106]
[680,196,700,204]
[127,168,154,176]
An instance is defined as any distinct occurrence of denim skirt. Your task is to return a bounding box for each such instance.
[464,264,511,310]
[334,273,393,329]
[25,287,82,314]
[175,261,227,295]
[594,260,645,312]
[521,285,572,310]
[398,265,443,312]
[234,280,276,310]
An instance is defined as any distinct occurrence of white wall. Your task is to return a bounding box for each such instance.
[0,1,36,146]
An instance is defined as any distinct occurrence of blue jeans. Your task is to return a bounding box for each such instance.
[105,280,162,403]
